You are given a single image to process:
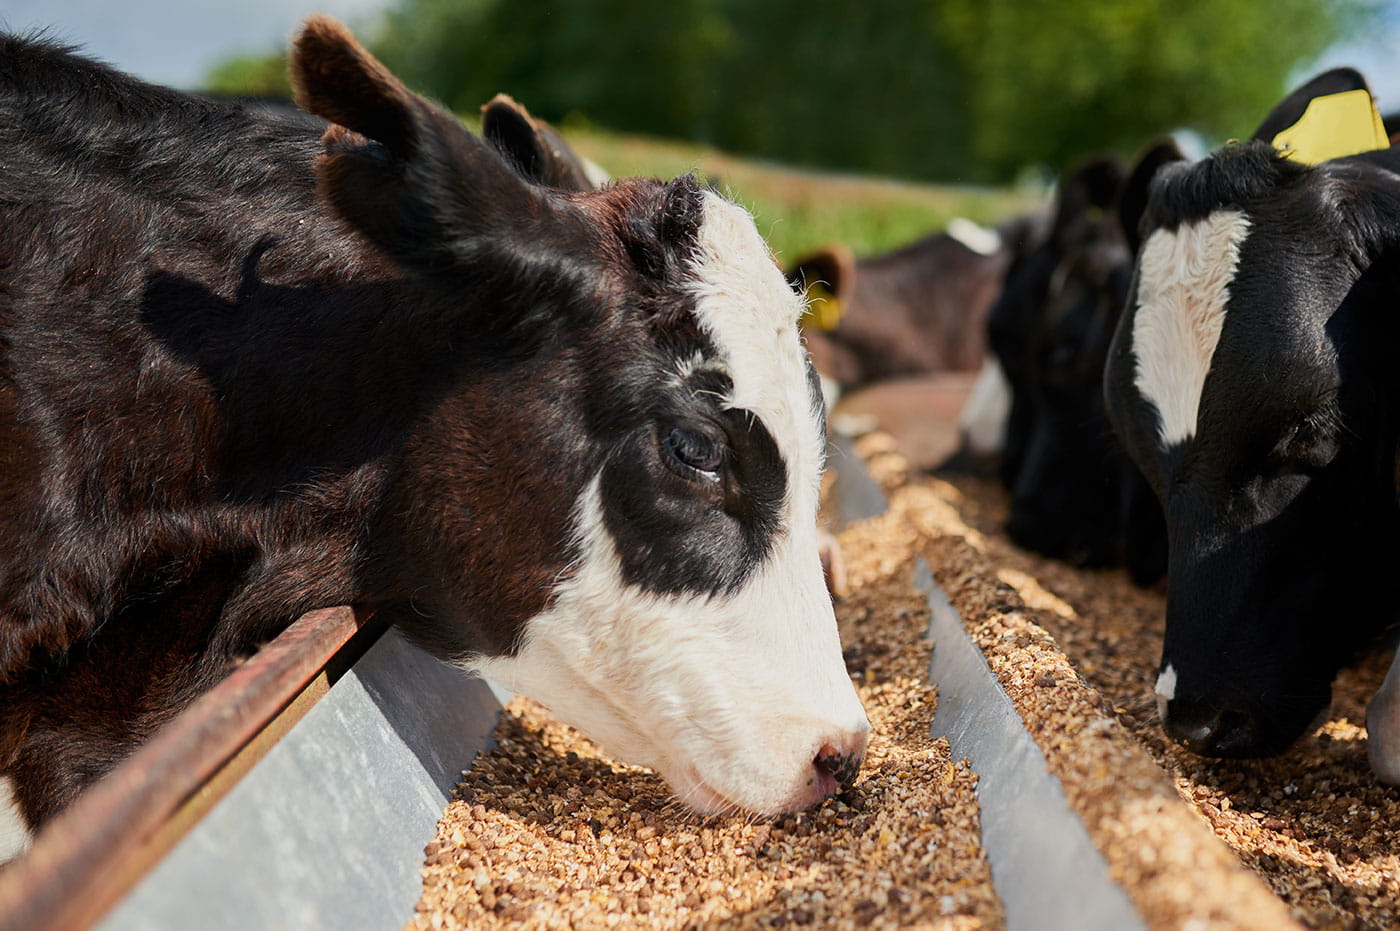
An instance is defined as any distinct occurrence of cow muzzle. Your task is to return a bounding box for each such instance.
[1161,696,1265,757]
[657,713,870,816]
[1160,692,1329,758]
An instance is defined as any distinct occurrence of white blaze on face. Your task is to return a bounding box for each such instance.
[1132,210,1251,447]
[687,192,827,506]
[470,192,868,816]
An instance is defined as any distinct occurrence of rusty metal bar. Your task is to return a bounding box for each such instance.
[0,605,381,931]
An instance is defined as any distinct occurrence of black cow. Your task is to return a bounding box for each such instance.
[985,155,1167,585]
[989,158,1123,491]
[0,18,868,830]
[1106,68,1400,780]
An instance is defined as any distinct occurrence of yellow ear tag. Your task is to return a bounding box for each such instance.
[802,283,845,332]
[1271,88,1390,165]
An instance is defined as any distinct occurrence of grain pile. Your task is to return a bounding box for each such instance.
[905,456,1400,930]
[410,496,1004,929]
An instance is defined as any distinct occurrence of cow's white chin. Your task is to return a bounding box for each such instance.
[660,766,740,816]
[657,761,839,818]
[469,641,867,817]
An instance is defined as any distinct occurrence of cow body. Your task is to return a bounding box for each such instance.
[1106,69,1400,777]
[0,21,867,828]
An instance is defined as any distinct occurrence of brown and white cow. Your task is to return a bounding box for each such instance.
[786,215,1043,403]
[0,18,867,829]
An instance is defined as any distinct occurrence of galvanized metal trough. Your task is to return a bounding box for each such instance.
[826,435,1144,931]
[0,609,506,931]
[0,434,1149,930]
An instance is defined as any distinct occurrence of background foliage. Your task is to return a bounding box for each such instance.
[206,0,1375,184]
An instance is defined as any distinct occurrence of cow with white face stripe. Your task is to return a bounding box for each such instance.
[0,18,868,826]
[1105,69,1400,779]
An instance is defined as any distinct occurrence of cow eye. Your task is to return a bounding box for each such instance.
[664,426,723,476]
[1272,414,1340,474]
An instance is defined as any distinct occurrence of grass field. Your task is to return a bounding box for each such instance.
[556,123,1043,264]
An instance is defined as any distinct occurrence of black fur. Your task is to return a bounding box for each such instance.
[988,154,1166,584]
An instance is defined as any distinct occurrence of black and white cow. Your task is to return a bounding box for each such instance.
[0,18,868,828]
[1106,68,1400,779]
[984,155,1167,584]
[987,158,1124,492]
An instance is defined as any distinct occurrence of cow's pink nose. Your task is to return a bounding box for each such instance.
[813,734,866,794]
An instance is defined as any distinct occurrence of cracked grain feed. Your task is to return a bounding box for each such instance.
[871,417,1396,931]
[410,492,1003,930]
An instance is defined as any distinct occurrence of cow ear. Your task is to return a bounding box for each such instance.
[1250,68,1372,142]
[996,211,1049,262]
[481,94,598,192]
[1118,138,1186,253]
[787,245,856,334]
[291,16,418,159]
[786,245,855,304]
[290,16,564,271]
[1052,155,1124,246]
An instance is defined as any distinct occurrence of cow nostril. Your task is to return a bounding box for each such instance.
[814,743,863,793]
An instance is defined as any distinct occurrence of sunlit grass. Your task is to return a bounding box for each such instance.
[554,123,1043,262]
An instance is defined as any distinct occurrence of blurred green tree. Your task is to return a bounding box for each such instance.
[371,0,729,139]
[934,0,1374,179]
[712,0,971,181]
[203,52,292,98]
[202,0,1375,182]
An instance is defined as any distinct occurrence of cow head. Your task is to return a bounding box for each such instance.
[1106,69,1400,758]
[989,159,1122,493]
[991,156,1165,580]
[290,17,867,815]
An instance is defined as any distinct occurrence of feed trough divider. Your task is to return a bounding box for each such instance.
[827,433,1145,931]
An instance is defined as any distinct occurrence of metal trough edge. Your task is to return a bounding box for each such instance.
[0,607,508,931]
[828,434,1145,931]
